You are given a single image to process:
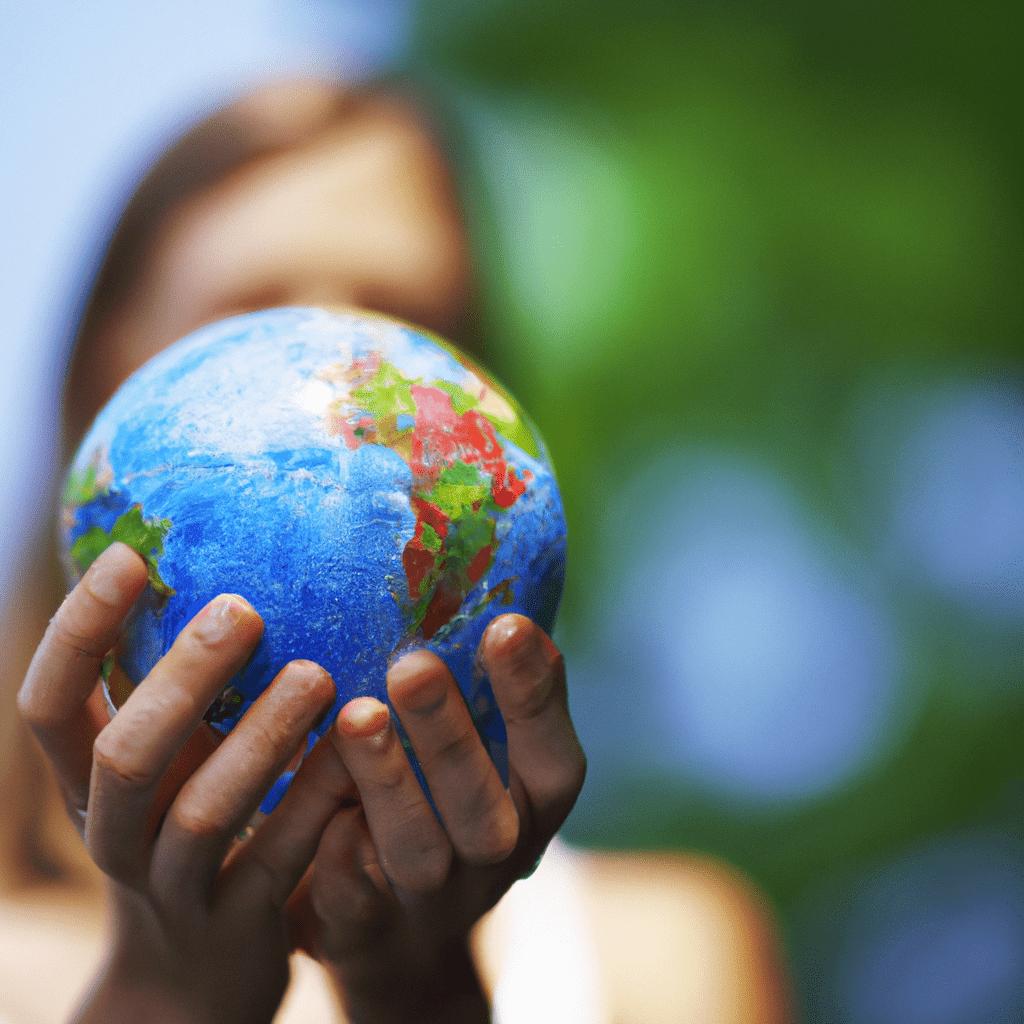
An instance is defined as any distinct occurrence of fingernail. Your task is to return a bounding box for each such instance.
[341,697,389,736]
[485,615,526,649]
[195,594,251,642]
[484,616,555,677]
[85,544,143,605]
[300,665,337,731]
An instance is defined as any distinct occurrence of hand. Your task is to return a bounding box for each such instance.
[18,542,338,1024]
[283,614,587,1024]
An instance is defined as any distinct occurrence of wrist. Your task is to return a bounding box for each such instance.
[73,973,201,1024]
[74,941,288,1024]
[328,934,489,1024]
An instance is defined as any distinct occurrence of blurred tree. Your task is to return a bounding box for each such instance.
[398,1,1024,1018]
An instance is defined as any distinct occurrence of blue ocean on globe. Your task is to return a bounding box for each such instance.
[60,307,566,799]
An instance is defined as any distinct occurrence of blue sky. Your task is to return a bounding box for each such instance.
[0,0,409,595]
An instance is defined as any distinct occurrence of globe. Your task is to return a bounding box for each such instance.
[60,307,566,801]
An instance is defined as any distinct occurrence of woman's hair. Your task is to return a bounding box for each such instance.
[62,77,482,454]
[63,80,353,452]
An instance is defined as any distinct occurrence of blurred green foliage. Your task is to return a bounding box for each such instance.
[408,0,1024,966]
[415,0,1020,594]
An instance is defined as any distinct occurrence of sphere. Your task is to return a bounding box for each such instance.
[60,307,566,793]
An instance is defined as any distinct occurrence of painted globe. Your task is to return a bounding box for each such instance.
[60,307,566,796]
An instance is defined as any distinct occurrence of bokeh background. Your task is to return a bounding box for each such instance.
[3,1,1022,1021]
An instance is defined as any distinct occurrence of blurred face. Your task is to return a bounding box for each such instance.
[75,91,474,438]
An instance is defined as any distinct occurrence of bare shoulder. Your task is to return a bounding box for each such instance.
[582,849,792,1024]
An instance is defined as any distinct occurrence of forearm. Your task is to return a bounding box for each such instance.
[326,935,490,1024]
[73,964,285,1024]
[74,980,198,1024]
[72,966,212,1024]
[71,917,290,1024]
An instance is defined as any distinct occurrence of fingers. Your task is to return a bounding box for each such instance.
[239,706,398,958]
[309,808,397,949]
[388,651,519,865]
[155,660,336,896]
[220,666,360,910]
[331,624,578,897]
[18,542,149,816]
[332,696,452,895]
[87,593,263,881]
[479,615,586,839]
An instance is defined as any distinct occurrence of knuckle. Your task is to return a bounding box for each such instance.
[557,746,588,802]
[507,669,556,722]
[364,730,407,791]
[564,747,588,803]
[92,730,159,788]
[16,686,56,733]
[338,885,390,937]
[449,780,519,864]
[50,618,110,663]
[384,840,452,895]
[245,713,301,763]
[459,815,519,866]
[541,748,588,822]
[80,573,128,612]
[305,757,359,808]
[244,850,285,910]
[523,738,587,828]
[170,799,223,840]
[311,878,391,949]
[391,662,449,717]
[432,727,478,771]
[87,834,143,886]
[374,759,408,792]
[151,684,202,722]
[54,589,121,653]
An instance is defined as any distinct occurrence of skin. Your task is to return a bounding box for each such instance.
[18,541,584,1024]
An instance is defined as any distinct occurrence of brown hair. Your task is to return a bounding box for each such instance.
[63,80,353,451]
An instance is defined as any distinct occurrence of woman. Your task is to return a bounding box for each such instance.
[0,78,790,1023]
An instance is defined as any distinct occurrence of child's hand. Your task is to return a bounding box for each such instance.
[283,615,587,1024]
[20,539,586,1024]
[18,542,337,1024]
